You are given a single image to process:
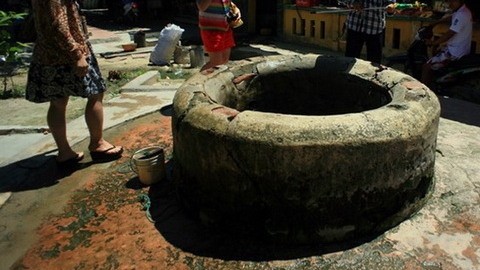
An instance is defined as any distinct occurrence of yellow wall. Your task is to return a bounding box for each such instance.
[383,19,424,56]
[283,7,480,57]
[283,8,347,52]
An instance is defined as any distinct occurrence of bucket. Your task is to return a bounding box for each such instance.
[174,46,191,65]
[189,45,205,68]
[130,146,166,185]
[133,31,146,48]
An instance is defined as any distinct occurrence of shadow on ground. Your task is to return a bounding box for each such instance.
[231,45,280,60]
[438,96,480,127]
[146,161,381,262]
[0,151,79,192]
[0,151,132,192]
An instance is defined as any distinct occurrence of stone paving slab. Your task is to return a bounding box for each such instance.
[0,133,49,166]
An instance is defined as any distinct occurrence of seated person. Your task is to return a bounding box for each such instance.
[421,0,472,88]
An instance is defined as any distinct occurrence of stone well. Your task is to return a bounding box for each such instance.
[171,55,441,243]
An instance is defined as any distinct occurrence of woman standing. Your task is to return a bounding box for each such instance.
[26,0,123,165]
[196,0,237,74]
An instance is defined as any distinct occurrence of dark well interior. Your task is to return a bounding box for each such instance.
[229,69,392,116]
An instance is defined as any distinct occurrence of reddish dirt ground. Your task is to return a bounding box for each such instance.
[8,107,343,270]
[11,109,194,269]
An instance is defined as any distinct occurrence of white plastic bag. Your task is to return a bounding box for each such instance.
[149,23,185,66]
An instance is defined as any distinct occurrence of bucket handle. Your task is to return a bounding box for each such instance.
[130,153,138,174]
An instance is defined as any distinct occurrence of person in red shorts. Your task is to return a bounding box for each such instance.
[196,0,237,74]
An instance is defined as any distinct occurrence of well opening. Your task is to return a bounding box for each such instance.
[230,70,392,116]
[172,55,441,244]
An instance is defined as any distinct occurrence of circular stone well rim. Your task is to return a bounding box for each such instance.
[174,55,438,146]
[172,54,441,243]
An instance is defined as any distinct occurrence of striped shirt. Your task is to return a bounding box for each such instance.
[345,0,391,35]
[197,0,231,31]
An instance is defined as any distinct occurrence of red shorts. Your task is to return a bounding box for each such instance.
[200,29,235,53]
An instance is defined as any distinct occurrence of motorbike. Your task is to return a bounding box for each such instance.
[106,0,140,24]
[386,26,480,103]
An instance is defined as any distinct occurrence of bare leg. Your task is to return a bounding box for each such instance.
[200,48,231,74]
[48,97,83,162]
[85,92,122,154]
[221,48,231,64]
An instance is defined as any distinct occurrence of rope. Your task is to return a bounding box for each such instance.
[138,194,154,223]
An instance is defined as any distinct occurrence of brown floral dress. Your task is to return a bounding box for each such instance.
[26,0,106,103]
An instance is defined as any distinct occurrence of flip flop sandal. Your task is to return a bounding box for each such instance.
[90,146,124,162]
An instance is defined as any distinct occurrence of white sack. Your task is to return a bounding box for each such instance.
[149,23,185,65]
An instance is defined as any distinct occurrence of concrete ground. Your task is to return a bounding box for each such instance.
[1,13,480,270]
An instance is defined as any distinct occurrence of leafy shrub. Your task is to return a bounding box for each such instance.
[0,10,27,63]
[0,10,28,94]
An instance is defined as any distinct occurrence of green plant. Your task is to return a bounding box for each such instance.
[0,83,24,99]
[106,68,152,97]
[159,68,193,80]
[0,10,27,60]
[0,10,28,93]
